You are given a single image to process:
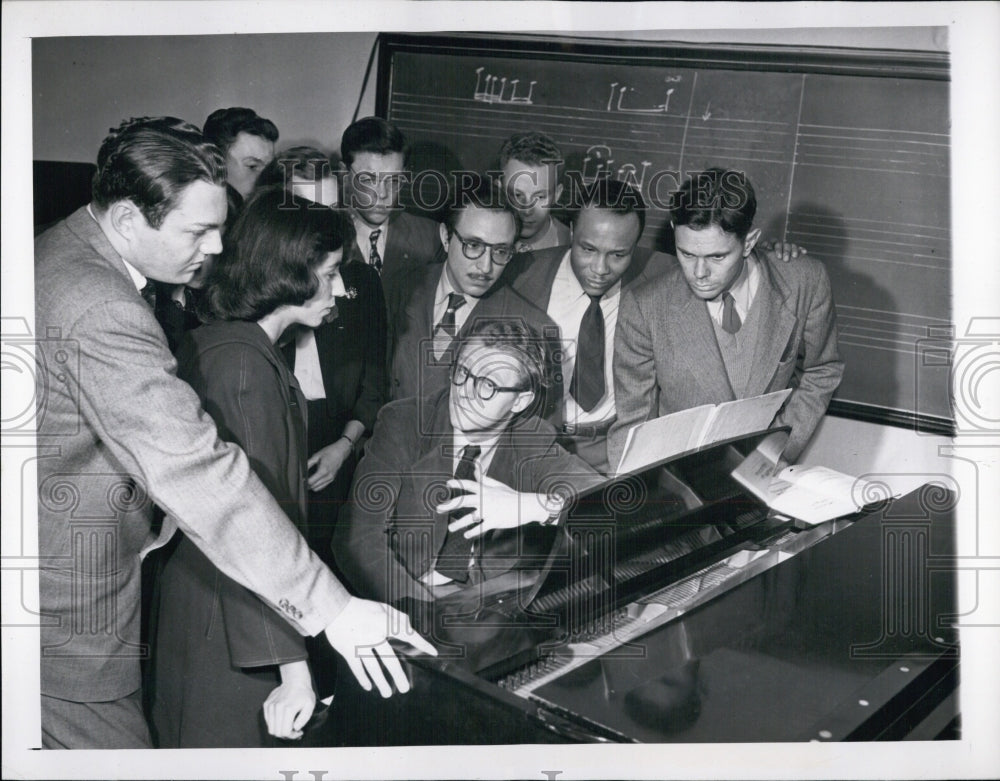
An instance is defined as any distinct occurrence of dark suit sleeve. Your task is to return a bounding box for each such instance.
[185,343,307,665]
[607,286,660,473]
[776,263,844,462]
[347,263,388,431]
[333,402,434,604]
[521,442,604,500]
[68,299,348,635]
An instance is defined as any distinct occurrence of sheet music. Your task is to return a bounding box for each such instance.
[615,390,791,476]
[616,404,714,475]
[700,389,791,446]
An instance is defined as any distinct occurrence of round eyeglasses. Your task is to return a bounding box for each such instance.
[450,228,515,266]
[451,363,527,401]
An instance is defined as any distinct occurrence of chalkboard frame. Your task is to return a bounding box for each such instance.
[375,32,954,437]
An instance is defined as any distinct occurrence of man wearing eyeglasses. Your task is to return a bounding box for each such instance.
[334,318,600,668]
[386,179,564,424]
[339,117,440,280]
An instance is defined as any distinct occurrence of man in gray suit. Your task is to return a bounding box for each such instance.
[34,117,433,748]
[608,168,843,469]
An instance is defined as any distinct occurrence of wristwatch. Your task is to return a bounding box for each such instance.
[539,494,567,526]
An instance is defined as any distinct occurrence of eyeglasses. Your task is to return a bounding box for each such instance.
[451,363,527,401]
[449,228,515,266]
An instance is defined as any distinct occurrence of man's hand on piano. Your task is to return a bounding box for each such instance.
[440,472,557,538]
[323,597,438,698]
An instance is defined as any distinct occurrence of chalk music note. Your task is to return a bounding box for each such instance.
[617,160,652,190]
[582,144,614,181]
[606,82,675,113]
[473,67,537,104]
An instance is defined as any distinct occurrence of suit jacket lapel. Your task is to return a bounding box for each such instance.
[386,212,409,260]
[745,256,796,396]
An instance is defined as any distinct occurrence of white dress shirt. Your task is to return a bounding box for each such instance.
[293,328,327,400]
[433,269,480,335]
[547,250,620,425]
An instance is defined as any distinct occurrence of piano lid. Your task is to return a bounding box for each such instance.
[428,427,801,680]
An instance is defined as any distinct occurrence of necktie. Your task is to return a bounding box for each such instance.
[139,281,157,309]
[433,293,466,359]
[569,294,605,412]
[721,292,742,334]
[435,444,481,582]
[368,229,383,273]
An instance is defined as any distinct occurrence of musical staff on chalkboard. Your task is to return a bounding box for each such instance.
[796,123,948,178]
[787,212,950,272]
[836,306,951,356]
[383,43,952,423]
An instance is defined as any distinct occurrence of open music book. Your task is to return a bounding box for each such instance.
[730,431,883,525]
[615,389,792,476]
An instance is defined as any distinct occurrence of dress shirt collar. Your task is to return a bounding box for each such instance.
[435,265,481,309]
[553,248,622,304]
[88,204,147,292]
[452,429,502,475]
[706,253,759,323]
[352,214,388,261]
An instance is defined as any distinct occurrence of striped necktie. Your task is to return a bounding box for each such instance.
[368,229,383,273]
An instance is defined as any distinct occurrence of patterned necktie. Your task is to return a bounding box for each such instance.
[433,293,466,359]
[721,292,742,334]
[368,229,383,273]
[435,444,481,582]
[569,294,605,412]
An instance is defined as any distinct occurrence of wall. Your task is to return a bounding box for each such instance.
[32,32,380,161]
[32,26,944,162]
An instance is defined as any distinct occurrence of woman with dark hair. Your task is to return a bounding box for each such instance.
[149,187,349,748]
[253,157,388,573]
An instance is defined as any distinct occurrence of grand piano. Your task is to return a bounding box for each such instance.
[312,428,959,745]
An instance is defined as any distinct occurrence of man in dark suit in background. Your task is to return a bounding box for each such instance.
[202,106,278,202]
[608,168,843,469]
[385,180,563,424]
[33,116,433,749]
[340,116,440,281]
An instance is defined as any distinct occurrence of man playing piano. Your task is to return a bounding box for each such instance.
[333,318,601,667]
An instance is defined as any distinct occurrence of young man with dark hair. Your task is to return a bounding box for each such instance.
[497,131,570,252]
[385,179,563,424]
[339,116,440,278]
[34,116,433,749]
[608,168,844,468]
[202,106,279,200]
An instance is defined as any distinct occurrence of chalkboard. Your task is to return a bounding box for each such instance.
[377,34,952,434]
